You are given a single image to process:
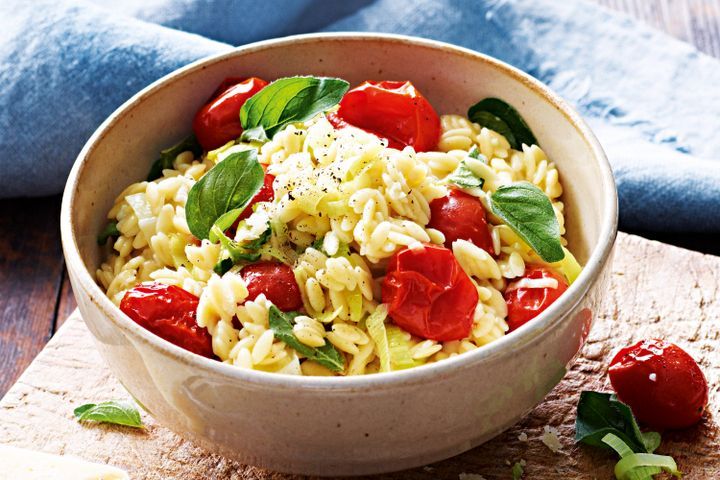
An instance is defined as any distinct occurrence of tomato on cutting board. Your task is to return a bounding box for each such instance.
[428,188,494,254]
[241,262,303,312]
[120,283,214,358]
[192,76,268,151]
[382,244,478,341]
[609,339,709,429]
[505,266,569,331]
[327,80,441,152]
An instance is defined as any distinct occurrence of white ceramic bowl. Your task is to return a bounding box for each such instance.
[61,33,617,476]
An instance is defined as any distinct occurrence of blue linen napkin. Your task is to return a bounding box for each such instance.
[1,0,719,232]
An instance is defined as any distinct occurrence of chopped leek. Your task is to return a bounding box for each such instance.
[312,234,351,258]
[322,199,348,217]
[602,432,636,458]
[615,454,679,480]
[263,217,297,265]
[125,193,155,241]
[601,433,681,480]
[348,289,363,323]
[365,304,390,372]
[386,325,416,370]
[552,246,582,284]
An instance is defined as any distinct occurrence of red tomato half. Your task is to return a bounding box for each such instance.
[235,172,275,224]
[505,266,568,331]
[120,283,214,358]
[327,80,441,152]
[382,244,478,341]
[241,262,303,311]
[428,189,494,254]
[192,77,268,151]
[609,339,709,429]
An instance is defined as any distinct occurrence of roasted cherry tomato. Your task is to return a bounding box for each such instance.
[505,266,568,331]
[120,283,214,358]
[427,188,494,254]
[192,77,268,151]
[241,262,303,311]
[235,172,275,224]
[609,339,709,429]
[327,80,440,152]
[382,244,478,341]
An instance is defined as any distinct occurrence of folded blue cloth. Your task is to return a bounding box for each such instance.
[1,0,718,232]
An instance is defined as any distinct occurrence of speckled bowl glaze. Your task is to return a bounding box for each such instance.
[61,33,617,476]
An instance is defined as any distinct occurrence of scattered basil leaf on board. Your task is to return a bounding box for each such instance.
[211,225,270,275]
[467,98,537,150]
[147,134,202,181]
[511,461,524,480]
[240,76,349,138]
[268,306,344,372]
[601,433,681,480]
[74,400,143,429]
[448,159,485,189]
[97,221,120,245]
[489,182,564,263]
[185,149,264,240]
[575,391,660,454]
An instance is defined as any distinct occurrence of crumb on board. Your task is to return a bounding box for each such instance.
[423,466,434,472]
[541,425,562,453]
[518,432,528,442]
[458,473,487,480]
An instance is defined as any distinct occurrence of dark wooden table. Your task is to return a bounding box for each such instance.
[1,0,719,398]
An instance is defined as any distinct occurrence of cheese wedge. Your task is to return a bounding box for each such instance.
[0,444,129,479]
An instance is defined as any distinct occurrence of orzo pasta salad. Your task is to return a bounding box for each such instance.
[97,75,582,376]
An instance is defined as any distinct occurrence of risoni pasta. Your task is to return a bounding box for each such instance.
[97,75,582,376]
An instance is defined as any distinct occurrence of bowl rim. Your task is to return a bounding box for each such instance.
[61,32,618,391]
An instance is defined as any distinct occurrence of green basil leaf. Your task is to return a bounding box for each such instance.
[448,159,485,189]
[268,306,344,372]
[244,226,272,250]
[74,400,143,429]
[214,257,235,276]
[240,125,269,144]
[208,209,245,243]
[147,134,202,181]
[467,145,486,161]
[511,461,524,480]
[240,76,349,137]
[185,149,264,240]
[575,391,660,454]
[468,98,537,150]
[489,182,564,262]
[211,224,269,275]
[97,221,120,245]
[311,236,325,251]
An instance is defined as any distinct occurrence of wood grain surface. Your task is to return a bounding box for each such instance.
[1,233,717,479]
[0,0,719,400]
[0,196,64,397]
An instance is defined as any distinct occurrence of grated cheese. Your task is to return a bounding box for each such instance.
[541,425,562,453]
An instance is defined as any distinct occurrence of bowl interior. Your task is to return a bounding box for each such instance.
[66,34,613,345]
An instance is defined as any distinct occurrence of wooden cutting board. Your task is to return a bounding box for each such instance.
[0,233,718,479]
